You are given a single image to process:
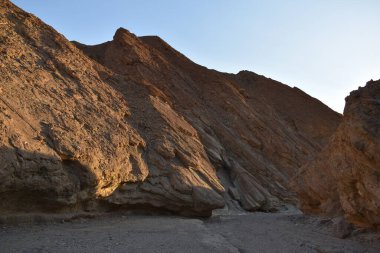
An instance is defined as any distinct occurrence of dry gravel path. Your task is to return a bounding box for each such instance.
[0,212,379,253]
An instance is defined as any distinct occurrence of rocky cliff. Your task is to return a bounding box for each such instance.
[0,0,341,216]
[74,28,341,212]
[293,80,380,228]
[0,0,224,216]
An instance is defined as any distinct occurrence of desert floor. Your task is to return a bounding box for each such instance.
[1,211,379,253]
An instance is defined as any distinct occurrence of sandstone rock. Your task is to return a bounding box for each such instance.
[75,28,341,212]
[0,0,342,216]
[292,80,380,228]
[0,0,223,216]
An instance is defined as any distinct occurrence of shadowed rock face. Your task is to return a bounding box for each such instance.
[1,0,341,216]
[292,80,380,228]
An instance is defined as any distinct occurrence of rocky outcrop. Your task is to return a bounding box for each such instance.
[74,28,341,212]
[0,0,341,216]
[292,80,380,227]
[0,0,223,216]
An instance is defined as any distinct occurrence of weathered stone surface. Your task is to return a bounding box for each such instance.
[74,28,341,212]
[292,80,380,227]
[0,0,342,216]
[0,0,223,216]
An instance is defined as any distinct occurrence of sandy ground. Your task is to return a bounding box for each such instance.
[0,212,379,253]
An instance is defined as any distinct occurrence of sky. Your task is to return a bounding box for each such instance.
[12,0,380,113]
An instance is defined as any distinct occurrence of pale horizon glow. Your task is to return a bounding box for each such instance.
[12,0,380,113]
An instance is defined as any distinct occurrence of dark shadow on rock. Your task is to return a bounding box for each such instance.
[0,146,98,214]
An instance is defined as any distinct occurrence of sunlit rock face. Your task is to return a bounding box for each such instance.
[0,0,223,216]
[0,0,341,216]
[74,28,341,212]
[293,80,380,228]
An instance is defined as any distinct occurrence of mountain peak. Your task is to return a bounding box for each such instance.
[113,27,137,46]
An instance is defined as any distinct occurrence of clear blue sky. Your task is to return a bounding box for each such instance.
[12,0,380,113]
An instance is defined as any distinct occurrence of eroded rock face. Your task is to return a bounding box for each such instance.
[292,80,380,227]
[0,0,342,216]
[74,28,341,212]
[0,0,223,216]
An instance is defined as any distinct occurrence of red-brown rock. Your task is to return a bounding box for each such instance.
[0,0,342,216]
[292,80,380,228]
[74,28,341,212]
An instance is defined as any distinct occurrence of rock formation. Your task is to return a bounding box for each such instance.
[292,80,380,228]
[74,28,341,212]
[0,0,341,216]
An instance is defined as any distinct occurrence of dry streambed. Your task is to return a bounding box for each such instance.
[1,212,379,253]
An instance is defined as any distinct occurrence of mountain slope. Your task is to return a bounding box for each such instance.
[74,28,341,212]
[292,80,380,228]
[0,0,224,215]
[1,0,343,216]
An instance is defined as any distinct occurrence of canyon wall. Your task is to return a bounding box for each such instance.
[0,0,341,216]
[293,80,380,227]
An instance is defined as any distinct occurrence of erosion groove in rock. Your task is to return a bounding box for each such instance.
[1,0,341,216]
[292,80,380,228]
